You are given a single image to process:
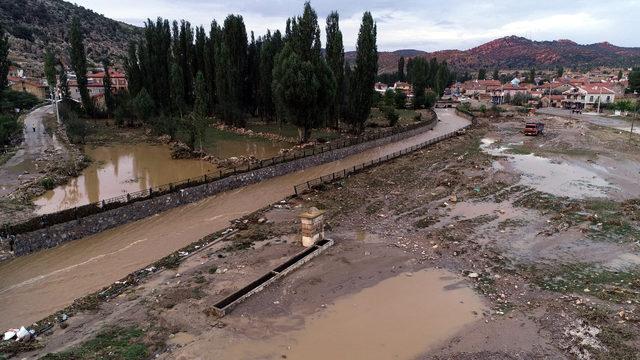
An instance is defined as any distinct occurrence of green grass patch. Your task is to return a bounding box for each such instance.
[245,121,340,141]
[41,326,148,360]
[368,108,420,127]
[40,176,56,190]
[534,263,640,303]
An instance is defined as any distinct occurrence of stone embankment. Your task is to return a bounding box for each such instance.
[4,113,438,257]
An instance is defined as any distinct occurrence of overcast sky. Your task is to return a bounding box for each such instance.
[72,0,639,51]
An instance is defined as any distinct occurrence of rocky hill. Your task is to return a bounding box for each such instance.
[348,36,640,74]
[0,0,141,76]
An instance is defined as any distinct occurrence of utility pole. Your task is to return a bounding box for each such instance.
[630,101,637,143]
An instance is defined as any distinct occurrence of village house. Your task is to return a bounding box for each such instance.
[541,94,564,108]
[461,79,501,96]
[8,76,48,100]
[374,82,388,94]
[561,84,615,110]
[87,69,128,92]
[67,69,128,104]
[393,81,413,96]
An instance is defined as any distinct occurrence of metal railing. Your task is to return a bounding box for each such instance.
[1,115,437,237]
[294,125,471,195]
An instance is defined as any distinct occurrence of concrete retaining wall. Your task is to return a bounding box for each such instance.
[455,108,477,125]
[11,116,437,256]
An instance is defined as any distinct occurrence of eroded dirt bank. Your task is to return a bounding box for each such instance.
[5,111,640,359]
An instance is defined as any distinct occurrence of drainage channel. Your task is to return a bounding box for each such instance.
[212,239,334,317]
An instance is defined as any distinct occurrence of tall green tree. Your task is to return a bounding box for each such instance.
[258,30,283,121]
[529,68,536,84]
[58,65,70,101]
[478,68,486,80]
[124,42,143,97]
[618,70,623,81]
[169,62,186,117]
[492,68,499,80]
[44,49,57,99]
[191,71,209,151]
[628,68,640,93]
[216,15,248,127]
[137,18,172,112]
[325,11,344,128]
[398,56,405,82]
[345,11,377,133]
[69,18,94,114]
[204,21,221,111]
[0,26,9,98]
[245,31,260,115]
[557,66,564,78]
[273,2,336,142]
[102,59,115,116]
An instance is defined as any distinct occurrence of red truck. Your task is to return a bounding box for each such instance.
[523,122,544,136]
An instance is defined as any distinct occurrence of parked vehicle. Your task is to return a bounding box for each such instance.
[524,121,544,136]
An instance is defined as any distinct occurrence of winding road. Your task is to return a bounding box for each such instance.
[0,109,470,329]
[0,105,67,197]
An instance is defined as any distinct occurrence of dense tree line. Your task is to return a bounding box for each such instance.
[115,1,378,144]
[1,26,40,146]
[406,57,453,108]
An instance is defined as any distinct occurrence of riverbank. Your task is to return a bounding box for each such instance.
[0,109,465,338]
[5,110,639,359]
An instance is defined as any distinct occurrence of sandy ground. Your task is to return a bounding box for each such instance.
[3,112,640,359]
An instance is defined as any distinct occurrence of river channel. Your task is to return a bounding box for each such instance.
[0,109,469,329]
[33,139,289,214]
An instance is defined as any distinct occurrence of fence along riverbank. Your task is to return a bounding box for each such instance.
[3,114,440,256]
[1,113,436,238]
[294,125,471,195]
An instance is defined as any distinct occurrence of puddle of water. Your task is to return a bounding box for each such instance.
[208,138,291,160]
[33,144,218,214]
[208,269,485,360]
[481,138,615,199]
[440,201,524,227]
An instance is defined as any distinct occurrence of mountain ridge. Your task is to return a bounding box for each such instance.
[3,0,639,76]
[347,35,640,74]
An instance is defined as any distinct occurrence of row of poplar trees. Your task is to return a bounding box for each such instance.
[124,2,378,143]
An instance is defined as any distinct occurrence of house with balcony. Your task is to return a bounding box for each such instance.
[561,84,615,110]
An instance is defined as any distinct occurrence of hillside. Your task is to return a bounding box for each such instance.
[0,0,141,75]
[347,36,640,74]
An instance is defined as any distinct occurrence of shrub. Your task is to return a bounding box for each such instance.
[40,177,55,190]
[0,115,18,146]
[382,106,399,127]
[64,111,88,144]
[0,89,40,112]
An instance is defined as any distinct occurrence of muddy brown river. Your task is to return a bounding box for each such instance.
[0,110,469,330]
[34,144,217,214]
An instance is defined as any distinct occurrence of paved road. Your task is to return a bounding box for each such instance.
[538,107,637,134]
[0,109,470,329]
[0,105,66,197]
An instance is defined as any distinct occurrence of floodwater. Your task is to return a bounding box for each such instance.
[0,109,469,330]
[187,269,485,360]
[33,144,218,214]
[480,138,616,199]
[208,138,291,160]
[0,105,67,197]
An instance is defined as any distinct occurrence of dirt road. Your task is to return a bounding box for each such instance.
[0,105,67,198]
[539,107,637,134]
[0,109,470,330]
